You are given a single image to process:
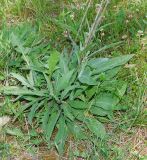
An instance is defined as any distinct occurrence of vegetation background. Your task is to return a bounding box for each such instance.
[0,0,146,159]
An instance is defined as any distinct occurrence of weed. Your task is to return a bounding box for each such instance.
[0,0,146,159]
[0,21,134,155]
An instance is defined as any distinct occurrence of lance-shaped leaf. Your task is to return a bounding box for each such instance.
[68,100,87,109]
[62,104,75,121]
[45,111,60,142]
[90,106,112,117]
[48,50,60,76]
[85,117,106,138]
[28,100,45,124]
[88,54,134,74]
[61,84,79,100]
[56,69,74,93]
[78,67,97,85]
[1,86,47,96]
[67,122,87,140]
[11,72,33,89]
[78,73,97,85]
[95,93,119,110]
[54,117,68,155]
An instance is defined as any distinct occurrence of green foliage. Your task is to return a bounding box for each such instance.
[0,24,133,154]
[0,142,11,159]
[1,1,146,158]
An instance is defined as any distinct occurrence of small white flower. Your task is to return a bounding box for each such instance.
[70,13,75,20]
[126,20,129,23]
[63,30,68,38]
[122,35,127,39]
[137,30,144,36]
[101,32,105,36]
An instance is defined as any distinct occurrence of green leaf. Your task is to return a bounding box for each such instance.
[71,108,85,121]
[61,84,79,100]
[78,67,97,85]
[95,93,120,110]
[11,73,33,89]
[85,118,106,138]
[53,19,77,35]
[113,105,128,111]
[71,85,87,99]
[62,104,75,121]
[48,50,60,76]
[100,80,119,92]
[45,111,60,142]
[10,33,30,54]
[15,100,39,119]
[10,33,22,48]
[68,100,87,109]
[54,117,68,154]
[117,82,127,97]
[59,53,69,74]
[85,86,98,99]
[6,128,24,137]
[1,86,47,96]
[67,122,87,140]
[139,156,147,160]
[88,54,134,74]
[29,129,38,137]
[88,58,109,68]
[28,100,45,124]
[28,102,38,124]
[90,106,112,117]
[0,75,5,81]
[42,104,50,132]
[56,69,74,93]
[105,67,121,79]
[27,72,35,87]
[44,73,59,101]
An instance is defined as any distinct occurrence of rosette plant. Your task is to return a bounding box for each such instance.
[0,30,133,154]
[0,0,134,154]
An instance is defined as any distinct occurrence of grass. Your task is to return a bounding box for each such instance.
[0,0,147,159]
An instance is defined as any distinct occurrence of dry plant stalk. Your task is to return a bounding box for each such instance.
[76,0,92,40]
[84,0,110,49]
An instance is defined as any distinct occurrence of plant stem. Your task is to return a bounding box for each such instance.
[76,0,92,41]
[84,0,110,50]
